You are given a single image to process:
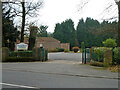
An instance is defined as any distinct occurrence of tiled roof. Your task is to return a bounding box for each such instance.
[36,37,60,42]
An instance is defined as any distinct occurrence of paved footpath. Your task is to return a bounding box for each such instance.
[2,60,118,79]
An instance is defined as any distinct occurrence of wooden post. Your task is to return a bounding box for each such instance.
[84,48,86,64]
[45,49,48,61]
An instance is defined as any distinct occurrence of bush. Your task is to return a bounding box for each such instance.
[90,60,104,67]
[56,48,64,52]
[93,48,104,62]
[72,47,79,53]
[92,47,112,62]
[48,48,64,52]
[103,38,117,47]
[9,51,32,57]
[4,57,33,62]
[113,47,120,65]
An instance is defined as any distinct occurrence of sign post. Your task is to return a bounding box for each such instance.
[17,43,28,51]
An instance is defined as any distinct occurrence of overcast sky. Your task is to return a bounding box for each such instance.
[16,0,118,33]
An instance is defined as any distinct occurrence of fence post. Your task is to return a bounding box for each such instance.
[82,49,83,64]
[41,48,44,62]
[45,49,48,61]
[84,48,86,64]
[112,47,114,65]
[32,47,48,61]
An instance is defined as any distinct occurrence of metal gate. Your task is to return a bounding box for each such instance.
[82,48,90,64]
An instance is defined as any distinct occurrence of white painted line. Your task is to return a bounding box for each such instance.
[0,82,38,88]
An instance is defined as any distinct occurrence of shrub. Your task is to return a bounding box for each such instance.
[94,48,104,62]
[103,38,117,47]
[9,51,32,57]
[56,48,64,52]
[48,48,64,52]
[113,47,120,65]
[72,47,79,53]
[92,47,112,62]
[4,57,33,62]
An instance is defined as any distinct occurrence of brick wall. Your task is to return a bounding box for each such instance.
[35,41,61,50]
[60,43,70,50]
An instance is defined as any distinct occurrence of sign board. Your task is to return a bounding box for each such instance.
[17,43,28,51]
[40,44,43,48]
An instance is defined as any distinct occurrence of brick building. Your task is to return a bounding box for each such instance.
[35,37,70,50]
[15,37,70,51]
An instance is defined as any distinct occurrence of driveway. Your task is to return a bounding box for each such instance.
[48,52,82,62]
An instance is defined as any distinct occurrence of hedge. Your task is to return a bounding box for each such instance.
[113,47,120,64]
[48,48,64,52]
[91,47,120,65]
[56,48,64,52]
[9,51,32,57]
[5,57,34,62]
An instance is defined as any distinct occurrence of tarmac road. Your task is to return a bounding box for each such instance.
[2,61,119,88]
[2,69,118,88]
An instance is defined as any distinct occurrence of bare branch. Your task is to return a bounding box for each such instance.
[25,1,43,16]
[101,16,118,21]
[77,0,90,12]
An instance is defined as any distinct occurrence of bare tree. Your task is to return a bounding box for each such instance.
[3,0,43,42]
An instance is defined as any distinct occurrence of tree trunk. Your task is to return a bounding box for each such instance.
[21,1,25,42]
[118,3,120,47]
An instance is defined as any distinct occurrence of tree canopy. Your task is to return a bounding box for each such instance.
[53,19,77,49]
[37,25,48,37]
[76,18,118,47]
[2,5,20,51]
[53,18,118,48]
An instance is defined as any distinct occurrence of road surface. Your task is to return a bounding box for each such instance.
[2,61,119,88]
[2,69,118,88]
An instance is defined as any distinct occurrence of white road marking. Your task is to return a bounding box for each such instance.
[0,82,38,88]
